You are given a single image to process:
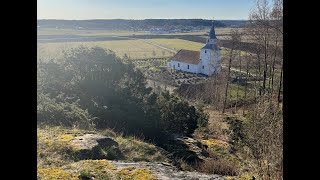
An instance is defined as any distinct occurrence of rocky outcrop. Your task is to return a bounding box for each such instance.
[174,136,209,159]
[70,134,122,160]
[110,161,225,180]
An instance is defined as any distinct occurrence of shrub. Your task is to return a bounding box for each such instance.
[37,93,94,129]
[37,46,205,142]
[197,159,238,176]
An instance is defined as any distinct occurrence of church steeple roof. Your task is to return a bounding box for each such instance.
[209,23,216,39]
[201,22,219,50]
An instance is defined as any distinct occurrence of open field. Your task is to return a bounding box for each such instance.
[38,40,176,60]
[38,36,251,61]
[37,28,248,37]
[147,38,248,57]
[147,38,203,51]
[37,28,149,36]
[168,28,248,36]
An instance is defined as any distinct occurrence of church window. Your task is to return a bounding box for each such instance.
[205,50,207,53]
[202,66,204,69]
[178,63,180,67]
[187,65,189,69]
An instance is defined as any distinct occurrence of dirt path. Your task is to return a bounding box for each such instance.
[110,161,225,180]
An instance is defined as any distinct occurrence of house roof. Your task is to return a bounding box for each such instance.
[171,49,200,65]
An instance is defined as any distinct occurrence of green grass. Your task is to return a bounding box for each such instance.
[38,40,174,60]
[37,28,148,36]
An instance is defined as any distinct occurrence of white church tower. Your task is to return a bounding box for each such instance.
[199,23,221,76]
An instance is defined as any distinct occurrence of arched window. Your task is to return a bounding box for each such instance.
[205,50,207,53]
[187,65,189,69]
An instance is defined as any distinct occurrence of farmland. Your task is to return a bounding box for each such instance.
[37,28,149,36]
[38,39,176,60]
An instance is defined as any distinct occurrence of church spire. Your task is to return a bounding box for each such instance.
[209,20,216,39]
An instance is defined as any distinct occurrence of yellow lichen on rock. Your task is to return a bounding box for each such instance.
[116,166,157,180]
[224,173,255,180]
[73,159,116,171]
[58,134,75,142]
[201,138,229,148]
[37,167,79,180]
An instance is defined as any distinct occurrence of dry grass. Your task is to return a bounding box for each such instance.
[147,38,204,51]
[193,109,230,141]
[37,40,173,60]
[198,159,238,176]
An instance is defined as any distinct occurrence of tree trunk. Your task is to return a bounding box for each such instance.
[271,29,280,98]
[277,62,283,106]
[235,51,242,112]
[222,50,233,113]
[243,57,250,115]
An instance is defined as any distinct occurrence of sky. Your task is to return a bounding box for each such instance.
[37,0,255,20]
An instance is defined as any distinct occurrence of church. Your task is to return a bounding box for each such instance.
[168,24,221,76]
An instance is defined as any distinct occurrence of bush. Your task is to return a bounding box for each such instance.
[197,159,238,176]
[37,46,205,141]
[37,93,94,129]
[157,91,201,136]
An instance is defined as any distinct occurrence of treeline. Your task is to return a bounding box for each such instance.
[37,19,247,30]
[37,46,208,142]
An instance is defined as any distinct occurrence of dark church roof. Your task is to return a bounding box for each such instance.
[209,24,216,39]
[171,49,200,65]
[201,23,220,50]
[201,43,221,50]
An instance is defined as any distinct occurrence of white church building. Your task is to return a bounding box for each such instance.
[168,24,221,76]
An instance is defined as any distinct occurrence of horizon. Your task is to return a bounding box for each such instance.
[38,0,254,20]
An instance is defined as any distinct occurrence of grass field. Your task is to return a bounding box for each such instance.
[161,28,248,36]
[37,28,247,37]
[147,38,204,51]
[146,38,247,57]
[37,28,148,36]
[38,40,175,60]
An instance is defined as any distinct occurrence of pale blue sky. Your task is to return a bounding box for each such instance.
[37,0,255,20]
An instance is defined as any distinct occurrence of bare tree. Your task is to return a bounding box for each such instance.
[248,0,273,97]
[243,97,283,180]
[235,47,243,112]
[222,29,241,113]
[243,53,251,115]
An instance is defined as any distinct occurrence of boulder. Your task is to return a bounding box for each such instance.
[70,134,122,160]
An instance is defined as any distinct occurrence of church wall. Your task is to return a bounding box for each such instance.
[200,49,212,75]
[170,61,200,74]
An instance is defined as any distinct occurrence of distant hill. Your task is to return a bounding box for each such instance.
[37,19,248,31]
